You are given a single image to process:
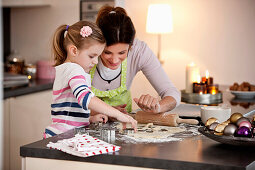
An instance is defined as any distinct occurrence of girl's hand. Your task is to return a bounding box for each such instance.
[133,94,161,113]
[116,113,137,132]
[89,114,108,123]
[109,104,128,122]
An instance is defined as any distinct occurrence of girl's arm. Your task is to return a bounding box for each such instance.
[68,68,137,130]
[88,96,137,129]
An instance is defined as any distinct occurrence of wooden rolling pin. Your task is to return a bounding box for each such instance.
[135,111,199,126]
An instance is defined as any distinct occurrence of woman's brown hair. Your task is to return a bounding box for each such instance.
[96,5,136,46]
[52,21,105,66]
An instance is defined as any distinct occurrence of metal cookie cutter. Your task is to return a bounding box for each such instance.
[123,128,135,135]
[75,127,89,135]
[100,127,116,143]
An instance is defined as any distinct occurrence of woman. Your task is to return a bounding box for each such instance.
[90,5,180,115]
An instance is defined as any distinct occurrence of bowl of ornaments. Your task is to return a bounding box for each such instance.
[198,112,255,146]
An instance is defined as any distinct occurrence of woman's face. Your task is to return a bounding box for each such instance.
[101,43,129,70]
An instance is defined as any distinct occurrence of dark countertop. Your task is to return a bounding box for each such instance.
[20,86,255,170]
[20,127,255,170]
[4,78,53,99]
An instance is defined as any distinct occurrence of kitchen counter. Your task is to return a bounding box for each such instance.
[4,78,53,99]
[20,86,255,170]
[20,127,255,170]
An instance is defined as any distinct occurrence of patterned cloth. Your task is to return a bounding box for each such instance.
[45,63,94,138]
[47,134,121,157]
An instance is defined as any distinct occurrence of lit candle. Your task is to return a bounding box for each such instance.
[202,70,213,85]
[208,84,219,95]
[185,62,200,93]
[193,75,207,94]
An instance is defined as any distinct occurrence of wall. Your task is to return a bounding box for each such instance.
[11,0,80,64]
[11,0,255,109]
[126,0,255,103]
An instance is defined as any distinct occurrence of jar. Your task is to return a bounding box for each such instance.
[36,60,55,79]
[6,50,25,74]
[24,64,37,80]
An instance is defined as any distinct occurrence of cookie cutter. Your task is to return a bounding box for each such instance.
[123,128,135,135]
[100,127,116,143]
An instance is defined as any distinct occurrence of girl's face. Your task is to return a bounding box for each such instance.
[101,43,130,70]
[74,43,105,73]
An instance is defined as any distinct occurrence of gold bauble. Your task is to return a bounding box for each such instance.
[230,112,243,124]
[222,120,231,126]
[205,117,219,127]
[214,123,228,133]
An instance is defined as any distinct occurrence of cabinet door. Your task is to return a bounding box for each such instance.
[9,90,52,170]
[3,99,10,170]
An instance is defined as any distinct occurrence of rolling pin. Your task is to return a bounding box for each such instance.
[135,111,199,126]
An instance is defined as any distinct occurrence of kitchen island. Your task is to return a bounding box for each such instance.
[20,126,255,170]
[20,86,255,170]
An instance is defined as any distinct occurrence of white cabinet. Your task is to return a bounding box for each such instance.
[3,99,10,170]
[4,90,52,170]
[2,0,51,7]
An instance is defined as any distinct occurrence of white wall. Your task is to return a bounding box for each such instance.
[11,0,255,106]
[11,0,80,64]
[126,0,255,93]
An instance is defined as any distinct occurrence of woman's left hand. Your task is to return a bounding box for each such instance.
[133,94,161,113]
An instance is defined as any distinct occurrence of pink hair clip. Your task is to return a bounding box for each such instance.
[80,26,93,38]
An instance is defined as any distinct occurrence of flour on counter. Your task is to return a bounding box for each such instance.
[116,123,200,143]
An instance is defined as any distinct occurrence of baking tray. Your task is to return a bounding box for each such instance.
[198,127,255,146]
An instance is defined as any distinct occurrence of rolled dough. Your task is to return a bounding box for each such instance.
[116,123,185,140]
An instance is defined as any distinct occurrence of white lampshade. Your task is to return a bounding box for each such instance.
[146,4,173,34]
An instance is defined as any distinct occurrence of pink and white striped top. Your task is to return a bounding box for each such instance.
[45,62,94,137]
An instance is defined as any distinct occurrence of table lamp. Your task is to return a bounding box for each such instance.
[146,4,173,63]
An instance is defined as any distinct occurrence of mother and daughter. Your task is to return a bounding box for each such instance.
[45,5,180,137]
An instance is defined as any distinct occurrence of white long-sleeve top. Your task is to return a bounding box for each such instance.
[45,63,94,137]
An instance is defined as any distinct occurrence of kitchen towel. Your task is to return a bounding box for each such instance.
[47,134,121,157]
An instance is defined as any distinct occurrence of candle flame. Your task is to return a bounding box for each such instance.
[199,91,203,95]
[205,70,209,79]
[211,89,216,95]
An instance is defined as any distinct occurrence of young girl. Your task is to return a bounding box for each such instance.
[44,21,137,138]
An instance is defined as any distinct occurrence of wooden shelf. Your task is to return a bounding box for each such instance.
[2,0,51,8]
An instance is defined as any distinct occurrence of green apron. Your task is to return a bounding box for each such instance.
[90,58,132,112]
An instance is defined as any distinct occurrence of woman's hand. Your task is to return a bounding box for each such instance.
[133,94,161,114]
[113,104,128,114]
[108,104,128,122]
[89,114,108,123]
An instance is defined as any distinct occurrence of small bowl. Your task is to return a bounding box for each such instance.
[201,106,231,124]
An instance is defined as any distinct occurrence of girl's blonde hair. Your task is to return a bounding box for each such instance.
[52,21,105,66]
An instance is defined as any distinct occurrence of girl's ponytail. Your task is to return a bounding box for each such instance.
[52,21,105,66]
[52,25,68,66]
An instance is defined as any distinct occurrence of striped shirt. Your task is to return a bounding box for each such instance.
[45,63,94,138]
